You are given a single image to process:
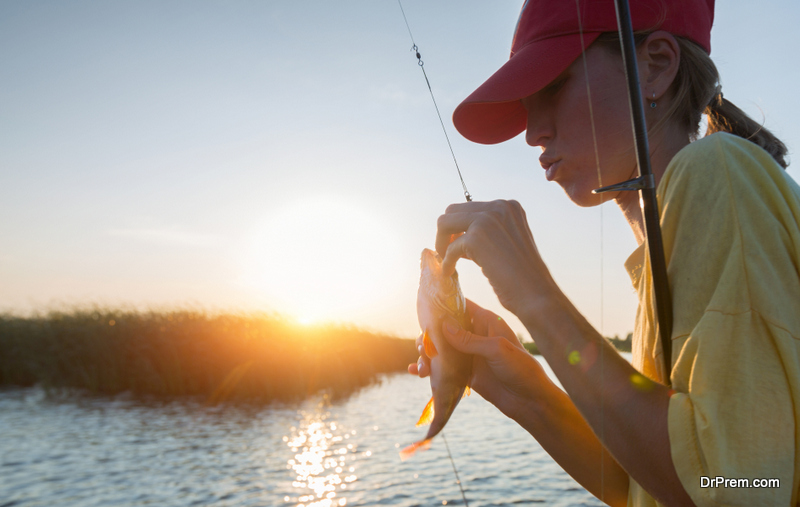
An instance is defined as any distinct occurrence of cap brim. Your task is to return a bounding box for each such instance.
[453,32,601,145]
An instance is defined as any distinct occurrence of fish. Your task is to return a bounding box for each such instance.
[400,248,473,460]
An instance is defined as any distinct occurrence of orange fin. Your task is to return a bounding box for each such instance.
[423,329,438,358]
[415,396,435,426]
[463,385,471,398]
[399,438,432,461]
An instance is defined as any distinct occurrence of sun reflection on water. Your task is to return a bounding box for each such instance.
[284,407,360,507]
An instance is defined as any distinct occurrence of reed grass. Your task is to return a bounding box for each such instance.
[0,310,418,404]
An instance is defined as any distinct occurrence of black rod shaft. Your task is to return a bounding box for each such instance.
[613,0,673,386]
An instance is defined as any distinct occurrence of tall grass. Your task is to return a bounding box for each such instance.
[0,310,418,403]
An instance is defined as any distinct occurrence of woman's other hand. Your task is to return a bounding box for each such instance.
[448,299,551,419]
[407,332,430,378]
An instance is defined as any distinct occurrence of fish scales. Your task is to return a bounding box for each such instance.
[400,248,473,460]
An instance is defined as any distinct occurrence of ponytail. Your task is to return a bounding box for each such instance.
[705,84,788,168]
[668,37,788,168]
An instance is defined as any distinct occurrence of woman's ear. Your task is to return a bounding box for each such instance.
[638,31,680,101]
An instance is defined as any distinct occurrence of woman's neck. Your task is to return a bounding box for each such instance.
[616,127,690,245]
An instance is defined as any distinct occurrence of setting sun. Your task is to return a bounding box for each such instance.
[240,196,404,325]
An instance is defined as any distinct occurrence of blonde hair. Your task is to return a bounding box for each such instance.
[595,32,789,169]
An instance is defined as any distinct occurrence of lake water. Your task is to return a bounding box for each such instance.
[0,355,618,507]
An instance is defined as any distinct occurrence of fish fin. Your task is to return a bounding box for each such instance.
[399,438,433,461]
[415,396,435,426]
[423,329,438,358]
[463,385,471,398]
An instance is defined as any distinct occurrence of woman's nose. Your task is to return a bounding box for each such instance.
[523,99,554,147]
[525,116,553,147]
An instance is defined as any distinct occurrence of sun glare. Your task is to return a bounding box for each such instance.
[240,197,403,325]
[297,315,315,326]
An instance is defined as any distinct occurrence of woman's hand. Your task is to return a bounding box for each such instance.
[409,300,633,506]
[435,200,556,320]
[408,299,552,421]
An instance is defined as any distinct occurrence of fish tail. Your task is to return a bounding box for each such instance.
[399,438,433,461]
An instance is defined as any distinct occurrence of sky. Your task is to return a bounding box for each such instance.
[1,0,799,340]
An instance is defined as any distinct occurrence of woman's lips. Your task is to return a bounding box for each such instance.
[540,157,560,181]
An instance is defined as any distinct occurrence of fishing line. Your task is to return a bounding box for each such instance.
[397,0,472,202]
[442,433,469,507]
[396,3,471,505]
[574,0,606,501]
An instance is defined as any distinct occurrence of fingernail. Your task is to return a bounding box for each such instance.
[418,345,423,354]
[444,317,458,334]
[417,360,423,371]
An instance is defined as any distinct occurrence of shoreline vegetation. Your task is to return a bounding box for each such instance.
[0,310,418,404]
[0,310,633,403]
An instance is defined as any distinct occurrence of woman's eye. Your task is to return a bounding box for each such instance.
[544,78,567,95]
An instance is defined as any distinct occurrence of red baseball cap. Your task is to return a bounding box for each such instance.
[453,0,715,145]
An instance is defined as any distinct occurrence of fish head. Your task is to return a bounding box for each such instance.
[419,248,442,276]
[418,248,465,319]
[419,248,450,289]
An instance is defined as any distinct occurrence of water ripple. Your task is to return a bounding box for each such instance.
[0,362,606,507]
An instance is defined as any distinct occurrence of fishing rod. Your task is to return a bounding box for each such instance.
[592,0,674,386]
[396,2,472,506]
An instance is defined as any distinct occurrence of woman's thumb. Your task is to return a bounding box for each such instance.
[442,316,493,357]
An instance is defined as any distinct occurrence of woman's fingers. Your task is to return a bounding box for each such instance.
[437,209,493,277]
[441,233,469,278]
[465,298,487,319]
[441,315,501,358]
[435,211,475,260]
[407,333,431,378]
[466,299,518,344]
[416,344,430,377]
[407,361,429,377]
[435,201,523,277]
[436,200,551,317]
[435,200,522,257]
[408,357,430,377]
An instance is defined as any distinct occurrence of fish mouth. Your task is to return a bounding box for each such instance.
[420,248,441,272]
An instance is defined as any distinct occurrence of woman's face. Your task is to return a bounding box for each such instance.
[522,44,638,207]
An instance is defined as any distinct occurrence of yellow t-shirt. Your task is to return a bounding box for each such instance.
[625,133,800,507]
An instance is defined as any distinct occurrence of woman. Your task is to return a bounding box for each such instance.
[408,1,799,506]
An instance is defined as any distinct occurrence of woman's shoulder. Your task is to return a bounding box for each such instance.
[659,135,800,337]
[668,132,780,176]
[660,132,799,204]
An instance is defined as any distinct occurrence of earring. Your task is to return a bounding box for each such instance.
[650,92,657,109]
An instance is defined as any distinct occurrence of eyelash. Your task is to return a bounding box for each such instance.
[546,78,567,94]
